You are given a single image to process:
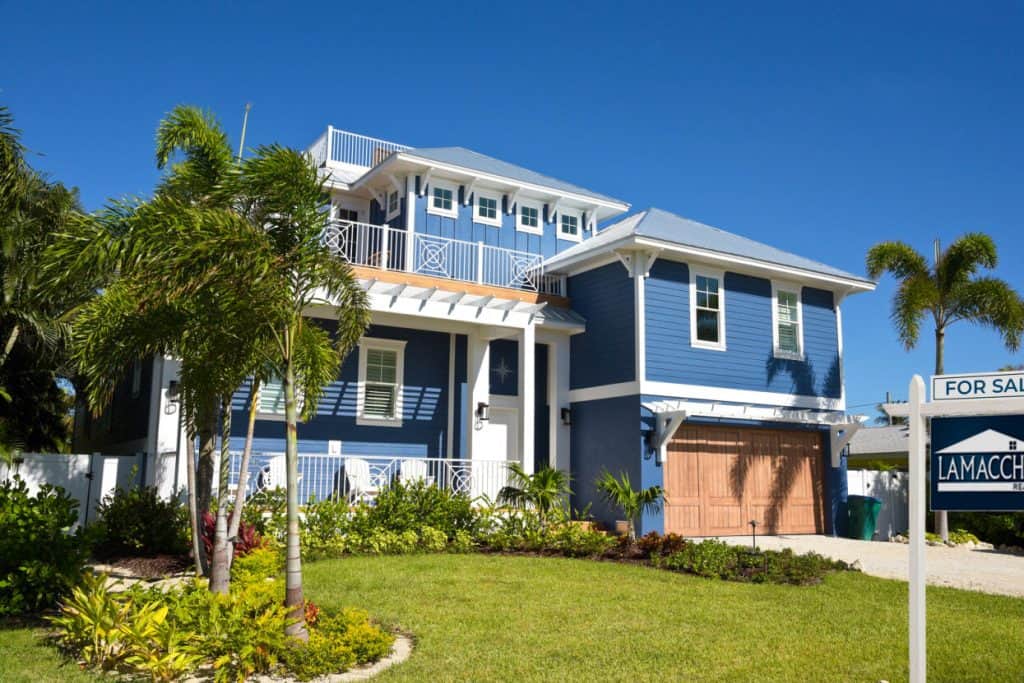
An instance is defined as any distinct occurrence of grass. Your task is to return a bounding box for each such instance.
[3,554,1023,682]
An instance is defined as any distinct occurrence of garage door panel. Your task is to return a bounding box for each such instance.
[664,425,825,536]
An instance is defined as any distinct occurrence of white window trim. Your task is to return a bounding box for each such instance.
[557,208,583,242]
[426,180,458,219]
[473,192,502,227]
[356,337,407,427]
[256,376,306,422]
[516,198,544,235]
[689,267,726,351]
[771,281,805,360]
[385,190,401,221]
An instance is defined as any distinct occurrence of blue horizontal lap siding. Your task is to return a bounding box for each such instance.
[569,263,635,389]
[231,324,449,461]
[645,259,841,399]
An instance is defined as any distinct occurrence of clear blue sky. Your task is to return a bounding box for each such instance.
[4,1,1024,415]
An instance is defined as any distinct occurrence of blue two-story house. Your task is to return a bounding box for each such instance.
[76,126,874,537]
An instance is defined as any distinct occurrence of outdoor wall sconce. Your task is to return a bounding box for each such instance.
[560,407,572,426]
[476,402,490,422]
[167,380,181,403]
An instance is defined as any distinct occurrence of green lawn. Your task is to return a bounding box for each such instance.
[3,554,1023,682]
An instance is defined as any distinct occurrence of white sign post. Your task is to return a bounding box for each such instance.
[891,371,1024,683]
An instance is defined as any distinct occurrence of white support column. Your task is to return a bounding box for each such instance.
[548,334,571,472]
[405,174,416,273]
[634,270,646,383]
[519,324,536,474]
[467,332,491,461]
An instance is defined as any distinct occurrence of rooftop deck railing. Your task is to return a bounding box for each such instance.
[322,220,565,296]
[308,127,411,169]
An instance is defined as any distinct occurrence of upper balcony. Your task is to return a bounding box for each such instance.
[308,127,410,185]
[322,220,565,298]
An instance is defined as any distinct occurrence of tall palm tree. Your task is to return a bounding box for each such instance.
[867,234,1024,539]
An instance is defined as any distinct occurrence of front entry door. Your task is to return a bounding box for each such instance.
[473,407,518,498]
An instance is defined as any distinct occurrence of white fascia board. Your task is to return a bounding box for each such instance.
[568,379,845,411]
[545,234,875,294]
[353,154,630,218]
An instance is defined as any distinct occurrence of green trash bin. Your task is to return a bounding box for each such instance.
[846,495,882,540]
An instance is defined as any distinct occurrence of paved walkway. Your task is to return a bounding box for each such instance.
[717,535,1024,598]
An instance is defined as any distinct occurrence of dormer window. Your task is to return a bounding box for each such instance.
[558,209,582,242]
[517,199,542,235]
[475,193,501,227]
[427,180,457,218]
[386,190,400,220]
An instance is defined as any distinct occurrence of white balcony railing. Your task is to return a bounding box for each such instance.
[308,127,411,169]
[322,220,565,296]
[229,452,513,503]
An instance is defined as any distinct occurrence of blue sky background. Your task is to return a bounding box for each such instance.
[4,1,1023,416]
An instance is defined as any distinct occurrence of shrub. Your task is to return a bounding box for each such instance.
[92,485,188,558]
[242,487,288,543]
[230,546,281,584]
[547,524,615,557]
[365,480,480,539]
[658,539,735,578]
[949,528,981,545]
[449,529,475,553]
[418,525,448,552]
[50,568,394,682]
[0,476,87,615]
[300,497,350,559]
[655,540,851,585]
[200,511,266,562]
[949,512,1024,547]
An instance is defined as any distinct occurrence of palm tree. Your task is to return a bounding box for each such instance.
[594,470,663,540]
[867,234,1024,539]
[498,464,572,530]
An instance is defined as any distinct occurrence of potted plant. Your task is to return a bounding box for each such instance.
[595,470,663,540]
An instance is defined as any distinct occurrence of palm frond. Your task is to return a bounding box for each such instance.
[891,273,936,349]
[950,277,1024,352]
[865,241,929,280]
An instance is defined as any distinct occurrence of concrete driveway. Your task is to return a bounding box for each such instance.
[717,535,1024,598]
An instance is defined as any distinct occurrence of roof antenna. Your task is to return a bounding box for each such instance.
[237,102,252,161]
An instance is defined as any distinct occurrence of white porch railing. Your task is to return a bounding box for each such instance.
[229,452,513,503]
[308,127,411,169]
[322,220,564,296]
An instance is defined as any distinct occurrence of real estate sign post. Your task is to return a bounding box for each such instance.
[903,371,1024,683]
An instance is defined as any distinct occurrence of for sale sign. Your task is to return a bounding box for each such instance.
[931,415,1024,511]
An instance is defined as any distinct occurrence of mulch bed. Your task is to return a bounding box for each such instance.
[92,554,192,579]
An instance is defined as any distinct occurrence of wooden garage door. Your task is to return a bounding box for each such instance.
[664,425,825,536]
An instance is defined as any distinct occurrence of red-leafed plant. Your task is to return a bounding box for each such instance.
[201,511,267,560]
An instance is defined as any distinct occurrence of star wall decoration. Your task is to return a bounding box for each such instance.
[493,357,513,384]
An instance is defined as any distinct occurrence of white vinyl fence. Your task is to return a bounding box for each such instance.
[847,469,909,541]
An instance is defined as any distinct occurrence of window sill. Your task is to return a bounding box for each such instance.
[427,206,458,219]
[691,340,727,352]
[557,231,582,243]
[516,223,543,236]
[356,415,404,428]
[773,350,805,362]
[474,216,502,228]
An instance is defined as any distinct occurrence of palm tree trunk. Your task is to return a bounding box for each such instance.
[184,416,203,578]
[208,397,232,595]
[282,356,308,641]
[0,323,20,370]
[227,379,260,542]
[934,326,949,541]
[195,397,217,517]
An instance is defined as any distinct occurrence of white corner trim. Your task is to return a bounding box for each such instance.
[426,179,458,219]
[356,337,408,428]
[515,198,544,235]
[635,273,646,383]
[689,267,726,351]
[446,333,456,458]
[770,280,805,361]
[473,191,502,227]
[567,379,845,411]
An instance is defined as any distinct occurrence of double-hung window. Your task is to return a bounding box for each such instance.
[475,193,501,227]
[516,199,542,234]
[558,209,582,242]
[690,270,725,350]
[772,283,803,359]
[386,190,400,220]
[357,338,406,427]
[427,181,457,218]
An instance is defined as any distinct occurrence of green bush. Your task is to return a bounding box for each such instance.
[92,485,188,557]
[49,564,393,682]
[363,480,480,539]
[418,525,448,552]
[242,487,288,543]
[0,476,87,615]
[230,546,281,584]
[949,512,1024,547]
[655,540,850,585]
[546,524,616,558]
